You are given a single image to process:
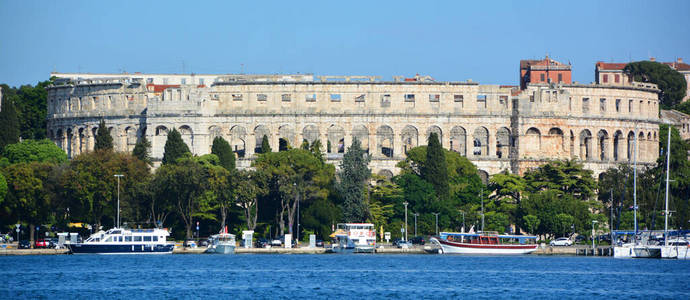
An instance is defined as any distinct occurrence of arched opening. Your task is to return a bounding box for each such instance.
[450,126,467,156]
[496,127,510,158]
[377,125,394,158]
[208,126,222,153]
[278,125,295,151]
[401,125,418,154]
[352,125,369,154]
[426,126,442,147]
[125,126,137,152]
[472,127,489,156]
[524,127,541,157]
[627,131,635,161]
[302,125,320,145]
[327,125,345,154]
[66,128,73,157]
[78,128,86,154]
[178,125,194,150]
[613,130,623,161]
[546,127,564,158]
[579,129,592,160]
[597,129,609,161]
[254,125,270,154]
[378,169,394,180]
[477,170,489,185]
[230,125,247,157]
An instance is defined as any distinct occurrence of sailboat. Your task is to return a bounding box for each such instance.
[613,127,642,258]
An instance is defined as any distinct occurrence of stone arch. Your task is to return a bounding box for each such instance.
[279,125,295,151]
[524,127,541,157]
[579,129,592,160]
[230,125,247,157]
[352,125,369,153]
[401,125,418,154]
[378,169,394,179]
[450,126,467,156]
[125,126,137,152]
[66,128,73,157]
[376,125,394,158]
[477,170,489,185]
[613,130,624,161]
[597,129,609,161]
[302,124,320,144]
[569,130,575,158]
[546,127,565,158]
[327,125,345,153]
[426,125,442,146]
[56,129,64,150]
[627,131,635,161]
[178,125,194,150]
[472,126,489,156]
[496,127,510,158]
[78,128,86,154]
[208,125,223,152]
[254,125,270,154]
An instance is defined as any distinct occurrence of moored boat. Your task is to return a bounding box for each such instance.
[206,232,236,254]
[430,232,538,255]
[67,228,174,254]
[329,223,376,253]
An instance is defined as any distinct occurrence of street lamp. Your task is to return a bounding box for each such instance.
[432,212,440,236]
[459,210,465,233]
[413,213,419,237]
[591,220,598,252]
[114,174,124,228]
[403,201,408,242]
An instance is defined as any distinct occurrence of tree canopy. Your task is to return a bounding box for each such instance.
[162,128,190,165]
[0,87,20,150]
[211,136,235,170]
[2,139,67,165]
[132,135,152,165]
[338,138,371,222]
[422,132,449,200]
[94,120,114,151]
[624,61,687,107]
[260,135,271,154]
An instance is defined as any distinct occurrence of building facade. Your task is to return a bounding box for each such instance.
[45,70,661,179]
[596,58,690,103]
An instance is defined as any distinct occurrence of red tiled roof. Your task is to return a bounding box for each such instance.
[147,84,179,93]
[596,62,627,70]
[520,57,569,69]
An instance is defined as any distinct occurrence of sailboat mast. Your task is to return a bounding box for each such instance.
[664,125,671,247]
[633,126,638,234]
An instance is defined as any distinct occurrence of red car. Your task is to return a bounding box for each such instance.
[34,239,52,248]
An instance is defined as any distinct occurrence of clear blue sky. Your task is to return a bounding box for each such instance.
[1,0,689,87]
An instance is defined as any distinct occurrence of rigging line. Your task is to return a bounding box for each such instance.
[650,146,665,231]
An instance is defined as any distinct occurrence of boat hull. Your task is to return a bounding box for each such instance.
[433,238,537,255]
[633,246,661,258]
[613,246,637,258]
[68,243,174,254]
[661,246,690,259]
[354,245,375,253]
[209,243,235,254]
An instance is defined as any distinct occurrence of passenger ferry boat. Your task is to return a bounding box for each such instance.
[430,232,538,255]
[330,223,376,253]
[205,227,236,254]
[67,228,174,254]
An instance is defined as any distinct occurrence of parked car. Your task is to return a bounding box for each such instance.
[410,236,426,245]
[270,237,282,247]
[393,239,413,248]
[34,239,52,248]
[255,238,269,248]
[550,237,573,246]
[315,240,324,247]
[18,240,31,249]
[574,235,587,243]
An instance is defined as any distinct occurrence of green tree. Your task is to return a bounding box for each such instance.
[132,135,152,165]
[523,160,596,202]
[0,173,7,208]
[338,138,371,222]
[523,214,540,235]
[260,135,271,154]
[3,139,67,164]
[0,87,20,150]
[422,132,449,200]
[211,136,236,170]
[234,169,265,231]
[489,171,526,204]
[162,128,190,165]
[94,119,113,151]
[657,124,690,229]
[554,213,575,238]
[624,61,687,108]
[2,79,52,140]
[369,174,403,234]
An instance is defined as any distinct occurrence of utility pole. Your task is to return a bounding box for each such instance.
[664,125,671,247]
[480,188,485,232]
[114,174,124,228]
[413,213,418,237]
[432,212,440,236]
[633,125,638,235]
[403,201,409,242]
[459,210,465,233]
[610,189,614,245]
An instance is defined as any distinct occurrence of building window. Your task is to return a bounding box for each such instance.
[600,98,606,112]
[163,78,169,85]
[603,74,608,83]
[282,94,291,102]
[404,94,415,102]
[429,94,440,102]
[381,94,391,107]
[454,94,464,102]
[257,94,267,101]
[199,78,205,85]
[355,94,366,102]
[477,95,487,108]
[330,94,341,102]
[628,99,633,113]
[146,78,154,84]
[615,99,621,112]
[306,94,316,102]
[558,74,563,82]
[232,94,243,101]
[499,95,508,107]
[181,78,187,85]
[569,97,572,111]
[582,98,590,113]
[614,74,620,83]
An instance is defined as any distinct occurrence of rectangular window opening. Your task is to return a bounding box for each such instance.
[429,94,440,102]
[232,94,243,101]
[404,94,415,102]
[330,94,341,102]
[282,94,291,102]
[355,94,366,102]
[306,94,317,102]
[257,94,267,101]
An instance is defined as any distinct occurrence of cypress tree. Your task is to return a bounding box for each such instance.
[0,88,20,150]
[423,132,449,200]
[338,138,371,222]
[211,136,235,170]
[132,135,152,165]
[300,139,309,150]
[94,119,113,151]
[162,128,190,165]
[260,135,271,153]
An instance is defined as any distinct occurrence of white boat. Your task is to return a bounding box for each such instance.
[430,232,538,255]
[206,227,236,254]
[67,228,174,254]
[330,223,376,253]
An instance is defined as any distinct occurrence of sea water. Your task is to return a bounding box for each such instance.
[1,254,689,299]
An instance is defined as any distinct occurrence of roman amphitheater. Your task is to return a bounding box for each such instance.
[45,67,661,180]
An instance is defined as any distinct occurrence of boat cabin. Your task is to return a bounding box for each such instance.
[440,232,537,245]
[85,228,169,244]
